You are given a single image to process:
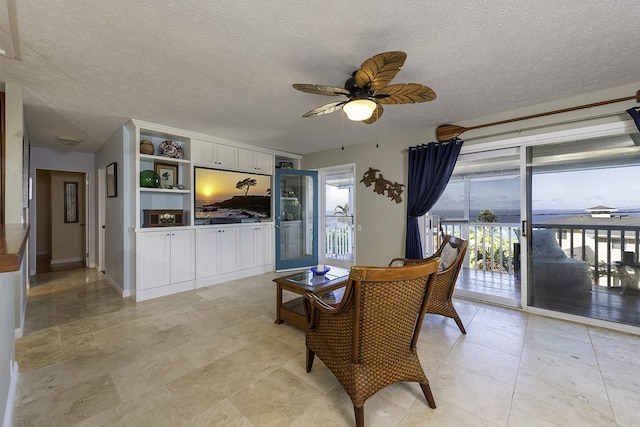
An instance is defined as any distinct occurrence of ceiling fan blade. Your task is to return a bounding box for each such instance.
[292,84,350,96]
[354,51,407,91]
[362,104,384,124]
[302,101,346,117]
[375,83,437,104]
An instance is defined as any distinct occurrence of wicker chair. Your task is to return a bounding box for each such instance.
[389,235,469,334]
[303,261,440,427]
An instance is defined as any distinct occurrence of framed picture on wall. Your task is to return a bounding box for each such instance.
[154,162,178,188]
[64,181,79,223]
[106,162,117,197]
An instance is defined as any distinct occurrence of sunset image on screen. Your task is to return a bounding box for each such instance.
[194,168,271,221]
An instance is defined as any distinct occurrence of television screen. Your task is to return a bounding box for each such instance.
[194,167,272,223]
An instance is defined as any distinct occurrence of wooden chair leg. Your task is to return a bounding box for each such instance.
[419,382,436,409]
[306,347,315,372]
[354,405,364,427]
[453,314,467,334]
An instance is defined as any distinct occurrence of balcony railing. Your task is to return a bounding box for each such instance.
[325,215,353,261]
[437,220,520,275]
[436,219,640,287]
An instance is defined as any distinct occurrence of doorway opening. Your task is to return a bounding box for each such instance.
[35,169,87,275]
[320,165,355,269]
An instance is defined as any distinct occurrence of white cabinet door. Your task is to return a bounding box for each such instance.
[254,152,274,174]
[192,140,238,169]
[138,231,171,290]
[170,229,196,284]
[240,225,272,270]
[192,139,215,166]
[218,227,239,274]
[239,149,274,174]
[239,227,257,269]
[197,228,220,278]
[215,144,238,170]
[258,225,273,266]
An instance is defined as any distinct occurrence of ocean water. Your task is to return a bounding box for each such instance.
[433,209,640,224]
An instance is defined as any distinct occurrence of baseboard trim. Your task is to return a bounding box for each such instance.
[50,257,84,265]
[3,361,19,427]
[14,328,22,339]
[102,274,125,297]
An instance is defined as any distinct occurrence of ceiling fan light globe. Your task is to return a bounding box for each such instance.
[343,99,377,121]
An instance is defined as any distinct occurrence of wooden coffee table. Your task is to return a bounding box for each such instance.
[273,266,350,329]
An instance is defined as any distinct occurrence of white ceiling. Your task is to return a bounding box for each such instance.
[1,1,639,155]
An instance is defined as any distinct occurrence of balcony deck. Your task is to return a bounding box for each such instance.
[454,268,640,327]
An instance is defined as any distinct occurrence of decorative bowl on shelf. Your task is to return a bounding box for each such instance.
[140,170,161,188]
[159,140,183,159]
[310,266,330,276]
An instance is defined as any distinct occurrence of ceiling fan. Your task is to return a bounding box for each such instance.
[292,51,436,124]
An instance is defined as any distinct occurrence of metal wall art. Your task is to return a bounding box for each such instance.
[360,167,404,204]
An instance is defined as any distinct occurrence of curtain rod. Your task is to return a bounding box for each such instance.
[436,90,640,141]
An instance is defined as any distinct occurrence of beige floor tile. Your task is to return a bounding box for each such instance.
[512,371,616,427]
[75,386,189,427]
[167,338,300,415]
[110,347,195,402]
[442,339,520,384]
[507,407,561,426]
[182,399,253,427]
[229,367,325,426]
[12,268,640,427]
[13,373,121,427]
[432,363,514,425]
[399,398,500,427]
[524,327,598,366]
[519,347,607,399]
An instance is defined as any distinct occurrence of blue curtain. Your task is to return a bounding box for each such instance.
[406,138,463,259]
[627,107,640,132]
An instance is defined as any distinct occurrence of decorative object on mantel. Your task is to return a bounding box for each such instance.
[436,89,640,141]
[158,140,183,158]
[140,139,155,155]
[360,167,404,204]
[140,170,161,188]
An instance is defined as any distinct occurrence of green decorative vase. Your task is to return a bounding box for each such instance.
[140,170,161,188]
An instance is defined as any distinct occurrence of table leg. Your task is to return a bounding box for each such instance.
[275,282,284,324]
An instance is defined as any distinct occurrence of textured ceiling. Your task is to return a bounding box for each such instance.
[1,1,639,155]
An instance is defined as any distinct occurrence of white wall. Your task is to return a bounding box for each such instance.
[29,148,96,275]
[302,82,640,267]
[1,82,24,427]
[0,269,16,426]
[4,82,24,224]
[95,127,128,294]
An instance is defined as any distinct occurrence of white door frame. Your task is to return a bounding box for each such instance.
[318,163,356,269]
[98,166,106,273]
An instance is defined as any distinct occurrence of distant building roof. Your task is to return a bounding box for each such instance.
[586,205,617,212]
[539,215,640,227]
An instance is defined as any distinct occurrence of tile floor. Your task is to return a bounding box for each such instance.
[12,268,640,426]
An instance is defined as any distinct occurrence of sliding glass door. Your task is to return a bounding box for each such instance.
[527,134,640,326]
[429,148,522,306]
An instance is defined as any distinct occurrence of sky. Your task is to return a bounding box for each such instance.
[532,166,640,211]
[195,168,271,202]
[433,164,640,214]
